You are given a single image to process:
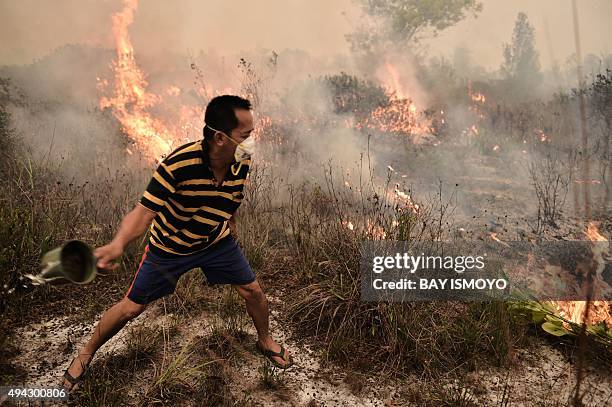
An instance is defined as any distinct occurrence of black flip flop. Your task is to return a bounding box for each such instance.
[255,341,294,369]
[62,356,89,392]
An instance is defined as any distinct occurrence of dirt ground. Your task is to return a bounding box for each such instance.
[5,286,611,406]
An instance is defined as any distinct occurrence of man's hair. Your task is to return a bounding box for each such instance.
[203,95,252,141]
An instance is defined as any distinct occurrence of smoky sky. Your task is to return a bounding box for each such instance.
[0,0,610,69]
[429,0,612,69]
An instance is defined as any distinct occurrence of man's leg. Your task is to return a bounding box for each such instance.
[233,280,292,367]
[62,296,146,387]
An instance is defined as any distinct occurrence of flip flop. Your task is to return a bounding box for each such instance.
[255,341,294,369]
[62,356,90,392]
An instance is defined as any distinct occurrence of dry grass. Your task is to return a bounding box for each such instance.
[237,159,531,379]
[71,323,166,406]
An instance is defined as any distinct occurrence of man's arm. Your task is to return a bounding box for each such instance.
[94,204,157,270]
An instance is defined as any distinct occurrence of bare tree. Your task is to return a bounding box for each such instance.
[528,152,570,234]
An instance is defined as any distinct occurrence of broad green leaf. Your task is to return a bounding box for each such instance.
[541,321,569,336]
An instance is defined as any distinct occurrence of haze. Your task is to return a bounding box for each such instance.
[0,0,610,70]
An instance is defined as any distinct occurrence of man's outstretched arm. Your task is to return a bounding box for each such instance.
[94,204,157,270]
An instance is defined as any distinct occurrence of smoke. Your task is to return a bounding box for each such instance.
[427,0,612,71]
[0,44,143,181]
[0,0,356,66]
[274,76,373,175]
[2,0,610,70]
[0,0,609,221]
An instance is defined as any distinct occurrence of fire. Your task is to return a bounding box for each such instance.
[470,92,486,103]
[342,220,355,231]
[94,3,611,330]
[467,87,486,123]
[252,114,273,141]
[166,85,181,96]
[356,96,434,140]
[391,184,420,214]
[550,222,611,328]
[353,62,434,142]
[490,232,510,247]
[384,62,405,99]
[341,219,388,240]
[574,179,602,184]
[366,219,387,240]
[98,0,203,162]
[586,221,607,242]
[463,124,479,136]
[535,129,549,143]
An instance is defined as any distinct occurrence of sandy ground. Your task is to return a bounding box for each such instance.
[6,290,611,406]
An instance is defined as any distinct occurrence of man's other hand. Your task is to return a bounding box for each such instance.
[94,242,124,270]
[228,216,238,240]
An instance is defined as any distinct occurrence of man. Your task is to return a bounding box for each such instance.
[62,95,293,391]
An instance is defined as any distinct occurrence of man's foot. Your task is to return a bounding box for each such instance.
[256,337,293,369]
[61,352,93,391]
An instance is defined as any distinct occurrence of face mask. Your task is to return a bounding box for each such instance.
[206,124,255,162]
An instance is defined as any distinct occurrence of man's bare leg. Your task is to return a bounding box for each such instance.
[233,280,292,367]
[62,296,146,388]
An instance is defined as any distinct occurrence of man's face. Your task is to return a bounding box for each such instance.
[214,109,254,161]
[229,109,254,144]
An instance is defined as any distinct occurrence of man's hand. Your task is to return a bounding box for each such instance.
[94,242,124,271]
[94,204,156,271]
[228,215,238,239]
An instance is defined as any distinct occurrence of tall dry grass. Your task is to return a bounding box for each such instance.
[234,152,529,380]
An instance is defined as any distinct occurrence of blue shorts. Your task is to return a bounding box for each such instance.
[126,236,256,305]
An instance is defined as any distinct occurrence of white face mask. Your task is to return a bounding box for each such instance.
[206,124,255,162]
[232,136,255,161]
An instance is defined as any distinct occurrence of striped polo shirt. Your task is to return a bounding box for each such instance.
[138,139,250,257]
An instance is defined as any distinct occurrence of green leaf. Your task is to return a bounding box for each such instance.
[531,311,546,324]
[543,314,564,325]
[541,321,570,336]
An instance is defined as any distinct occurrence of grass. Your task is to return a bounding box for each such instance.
[0,140,148,326]
[216,286,249,334]
[146,344,219,403]
[71,308,247,406]
[163,268,215,316]
[265,163,526,376]
[71,323,166,406]
[258,358,283,389]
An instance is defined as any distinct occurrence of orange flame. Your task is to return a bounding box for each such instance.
[98,0,205,162]
[535,129,550,143]
[384,62,405,99]
[586,221,607,242]
[356,96,434,141]
[354,62,434,142]
[342,220,355,231]
[551,222,611,328]
[470,92,486,103]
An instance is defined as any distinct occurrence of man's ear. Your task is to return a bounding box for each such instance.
[213,131,225,146]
